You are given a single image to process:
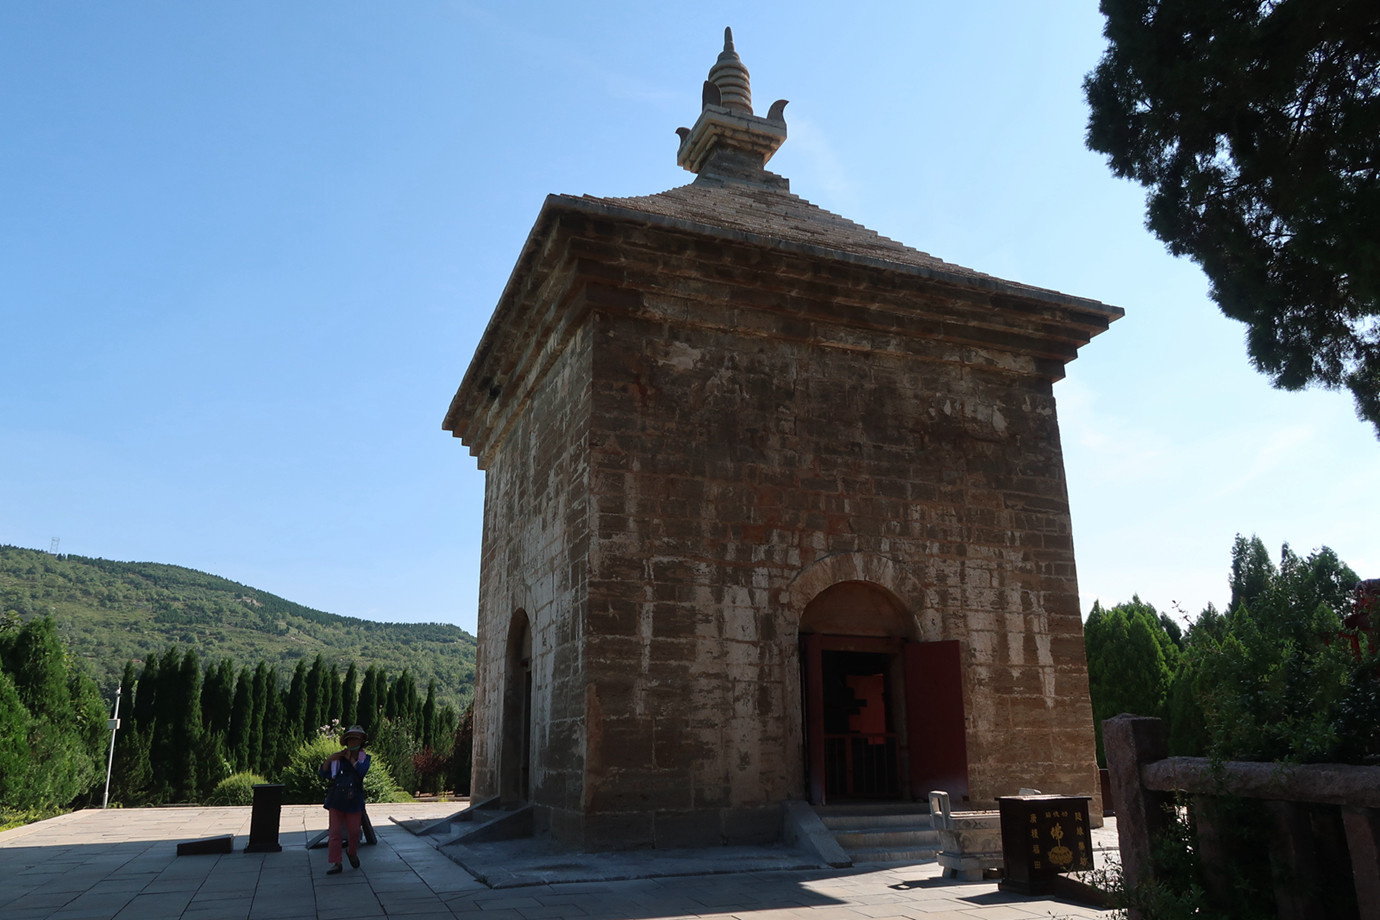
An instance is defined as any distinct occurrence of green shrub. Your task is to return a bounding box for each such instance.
[204,772,268,806]
[276,736,410,805]
[278,736,342,805]
[0,806,70,833]
[370,717,419,794]
[364,758,409,804]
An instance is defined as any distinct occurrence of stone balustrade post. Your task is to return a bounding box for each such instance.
[1102,714,1170,901]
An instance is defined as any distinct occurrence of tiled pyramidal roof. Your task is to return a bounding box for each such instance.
[573,27,1050,296]
[592,179,967,277]
[444,28,1123,453]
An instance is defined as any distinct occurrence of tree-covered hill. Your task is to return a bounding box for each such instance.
[0,545,476,711]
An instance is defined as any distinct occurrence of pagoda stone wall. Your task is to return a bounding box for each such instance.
[469,318,594,838]
[465,211,1101,849]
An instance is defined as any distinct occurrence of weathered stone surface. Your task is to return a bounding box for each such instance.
[444,38,1118,850]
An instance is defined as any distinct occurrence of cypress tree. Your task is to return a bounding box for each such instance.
[372,669,389,730]
[383,670,400,721]
[195,725,229,800]
[70,669,109,788]
[340,662,358,727]
[437,704,457,747]
[228,667,253,771]
[2,617,72,723]
[326,663,342,729]
[1084,599,1176,765]
[0,669,37,810]
[133,654,160,732]
[117,660,138,723]
[113,660,140,759]
[356,665,379,735]
[116,725,154,805]
[248,662,269,773]
[304,654,326,736]
[217,659,236,727]
[400,671,420,734]
[168,649,204,801]
[284,659,308,744]
[110,662,152,807]
[1084,0,1380,434]
[200,658,235,740]
[421,682,437,750]
[0,632,118,809]
[448,701,474,796]
[147,647,183,801]
[261,668,286,773]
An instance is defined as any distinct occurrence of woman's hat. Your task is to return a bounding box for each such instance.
[342,725,368,743]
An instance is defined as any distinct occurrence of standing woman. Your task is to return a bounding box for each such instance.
[320,724,371,875]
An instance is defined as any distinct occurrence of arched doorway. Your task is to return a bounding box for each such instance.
[499,610,532,803]
[799,581,968,805]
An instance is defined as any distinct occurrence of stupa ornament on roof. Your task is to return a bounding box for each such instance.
[676,27,788,178]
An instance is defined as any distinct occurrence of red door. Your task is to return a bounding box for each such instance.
[903,639,969,800]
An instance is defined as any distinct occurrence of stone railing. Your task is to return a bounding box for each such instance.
[1104,714,1380,920]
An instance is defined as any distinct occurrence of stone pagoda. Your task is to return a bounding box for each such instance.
[443,28,1121,850]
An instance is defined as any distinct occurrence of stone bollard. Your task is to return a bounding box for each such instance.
[244,783,284,853]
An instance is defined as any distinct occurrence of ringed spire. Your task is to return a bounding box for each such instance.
[707,27,752,114]
[675,27,789,179]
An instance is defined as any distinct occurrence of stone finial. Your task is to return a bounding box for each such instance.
[675,27,789,179]
[707,27,752,114]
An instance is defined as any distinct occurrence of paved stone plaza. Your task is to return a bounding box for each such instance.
[0,803,1115,920]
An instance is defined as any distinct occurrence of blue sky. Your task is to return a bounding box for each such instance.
[3,3,1376,635]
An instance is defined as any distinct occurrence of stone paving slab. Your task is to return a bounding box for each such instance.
[0,805,1116,920]
[439,835,831,888]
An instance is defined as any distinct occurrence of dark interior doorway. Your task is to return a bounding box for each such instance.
[820,649,900,799]
[802,631,969,806]
[500,611,532,803]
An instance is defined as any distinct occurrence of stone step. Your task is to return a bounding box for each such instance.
[439,803,535,844]
[813,802,939,867]
[819,812,935,830]
[832,827,941,850]
[813,801,931,816]
[448,807,506,833]
[845,845,941,865]
[401,796,508,838]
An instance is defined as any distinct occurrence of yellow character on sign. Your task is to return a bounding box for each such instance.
[1047,822,1073,868]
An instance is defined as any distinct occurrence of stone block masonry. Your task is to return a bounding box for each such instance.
[445,29,1120,850]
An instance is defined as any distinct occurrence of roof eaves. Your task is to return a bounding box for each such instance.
[442,195,567,438]
[552,194,1124,321]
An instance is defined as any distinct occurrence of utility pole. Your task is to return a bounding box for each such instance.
[102,687,122,808]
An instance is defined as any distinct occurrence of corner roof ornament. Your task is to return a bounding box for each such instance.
[676,27,788,178]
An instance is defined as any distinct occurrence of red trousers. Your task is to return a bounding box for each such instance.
[326,809,362,865]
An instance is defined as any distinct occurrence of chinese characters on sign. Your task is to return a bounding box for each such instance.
[997,794,1095,895]
[1026,807,1093,872]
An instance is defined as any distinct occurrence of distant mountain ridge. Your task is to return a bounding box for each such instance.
[0,545,476,711]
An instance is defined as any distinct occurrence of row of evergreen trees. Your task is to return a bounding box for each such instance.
[0,614,476,825]
[112,648,469,805]
[1084,534,1379,766]
[0,615,109,824]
